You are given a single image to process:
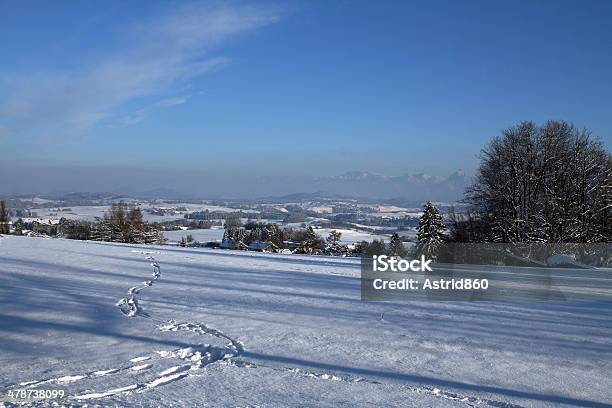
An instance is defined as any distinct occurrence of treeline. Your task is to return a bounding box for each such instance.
[222,222,373,256]
[452,121,611,243]
[221,220,418,257]
[222,222,330,254]
[161,219,219,231]
[185,210,258,221]
[359,233,407,257]
[62,202,165,244]
[222,221,285,250]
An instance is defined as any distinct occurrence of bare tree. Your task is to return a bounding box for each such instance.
[224,214,242,229]
[88,202,164,244]
[465,121,611,243]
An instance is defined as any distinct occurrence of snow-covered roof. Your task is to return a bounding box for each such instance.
[22,217,61,225]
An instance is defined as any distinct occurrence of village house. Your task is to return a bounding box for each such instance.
[22,218,62,236]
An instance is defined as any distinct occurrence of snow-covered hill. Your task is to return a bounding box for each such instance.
[0,236,611,407]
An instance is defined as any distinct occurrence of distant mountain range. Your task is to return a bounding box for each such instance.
[12,169,469,203]
[308,169,468,201]
[126,170,469,202]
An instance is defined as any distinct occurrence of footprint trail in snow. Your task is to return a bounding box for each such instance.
[115,251,160,317]
[5,249,246,404]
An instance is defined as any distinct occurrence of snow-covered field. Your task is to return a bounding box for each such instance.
[312,228,389,244]
[162,228,225,244]
[1,236,611,407]
[29,202,239,223]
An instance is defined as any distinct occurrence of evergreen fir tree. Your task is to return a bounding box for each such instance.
[143,224,165,244]
[297,226,322,255]
[417,201,446,260]
[59,219,91,240]
[361,239,387,257]
[325,230,346,256]
[13,218,24,235]
[90,219,112,241]
[223,227,246,249]
[0,200,9,234]
[388,233,407,257]
[266,223,285,249]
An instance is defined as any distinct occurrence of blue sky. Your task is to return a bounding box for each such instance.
[1,0,611,194]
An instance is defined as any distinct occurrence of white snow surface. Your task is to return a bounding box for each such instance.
[0,236,611,407]
[29,202,239,223]
[162,228,225,244]
[547,254,595,269]
[313,228,389,244]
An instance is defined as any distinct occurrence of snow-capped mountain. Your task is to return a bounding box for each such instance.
[312,170,467,201]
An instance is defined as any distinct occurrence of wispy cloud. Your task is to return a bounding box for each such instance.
[118,113,147,126]
[0,2,282,138]
[157,95,192,108]
[118,92,199,126]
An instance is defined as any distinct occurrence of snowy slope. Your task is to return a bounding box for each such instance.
[0,236,611,407]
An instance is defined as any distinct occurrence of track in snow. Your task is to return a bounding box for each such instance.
[223,359,525,408]
[115,251,161,317]
[4,250,246,404]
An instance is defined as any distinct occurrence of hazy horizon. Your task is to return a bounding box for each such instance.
[0,163,468,201]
